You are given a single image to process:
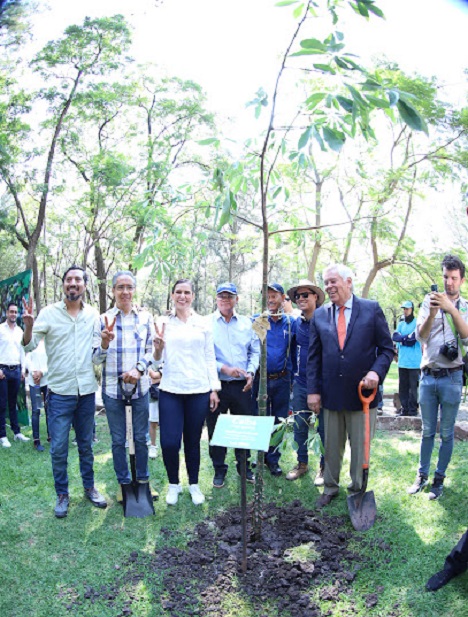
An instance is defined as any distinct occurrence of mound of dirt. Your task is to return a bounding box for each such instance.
[69,500,379,616]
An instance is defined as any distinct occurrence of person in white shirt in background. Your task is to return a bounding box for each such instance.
[25,339,49,451]
[148,367,161,459]
[154,278,221,507]
[0,302,29,447]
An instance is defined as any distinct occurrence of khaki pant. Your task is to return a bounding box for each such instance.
[323,407,377,496]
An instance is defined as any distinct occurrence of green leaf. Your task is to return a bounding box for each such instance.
[217,190,232,230]
[293,3,305,18]
[300,38,327,51]
[397,99,429,134]
[275,0,298,5]
[272,186,282,199]
[311,126,326,151]
[313,63,336,74]
[197,137,219,146]
[298,126,312,149]
[336,95,353,112]
[387,90,399,107]
[368,4,385,18]
[290,49,325,57]
[323,126,346,151]
[305,92,326,109]
[365,95,390,109]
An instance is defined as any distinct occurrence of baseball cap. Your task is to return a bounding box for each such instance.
[216,282,238,295]
[401,301,414,309]
[267,282,285,294]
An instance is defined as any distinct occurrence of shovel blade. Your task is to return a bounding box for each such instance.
[122,482,155,518]
[347,490,376,532]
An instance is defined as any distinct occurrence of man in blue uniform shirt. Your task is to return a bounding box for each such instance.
[207,283,260,488]
[252,282,297,476]
[285,280,326,485]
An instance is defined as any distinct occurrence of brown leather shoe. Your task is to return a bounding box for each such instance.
[316,493,337,508]
[286,462,308,481]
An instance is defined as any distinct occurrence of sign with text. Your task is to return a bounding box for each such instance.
[210,415,275,451]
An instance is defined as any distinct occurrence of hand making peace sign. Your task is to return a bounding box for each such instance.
[22,296,34,328]
[101,315,116,349]
[153,322,166,360]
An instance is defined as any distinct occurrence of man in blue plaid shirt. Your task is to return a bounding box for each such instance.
[93,271,157,495]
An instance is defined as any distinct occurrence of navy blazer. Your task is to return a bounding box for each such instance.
[307,295,394,411]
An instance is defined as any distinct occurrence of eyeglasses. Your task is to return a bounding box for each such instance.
[115,285,135,292]
[295,291,316,300]
[217,294,236,300]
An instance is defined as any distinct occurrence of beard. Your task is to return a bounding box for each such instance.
[65,289,83,302]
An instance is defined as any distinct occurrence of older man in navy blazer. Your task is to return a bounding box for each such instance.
[307,264,394,508]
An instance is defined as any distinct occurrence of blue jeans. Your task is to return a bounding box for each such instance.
[103,392,149,484]
[30,385,49,441]
[252,372,291,465]
[291,381,325,467]
[0,365,21,437]
[418,370,462,478]
[159,390,209,485]
[48,391,96,495]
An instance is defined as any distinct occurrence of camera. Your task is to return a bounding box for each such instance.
[430,284,438,292]
[439,341,458,361]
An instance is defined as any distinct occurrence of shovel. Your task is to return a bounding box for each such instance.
[120,381,155,518]
[347,382,377,532]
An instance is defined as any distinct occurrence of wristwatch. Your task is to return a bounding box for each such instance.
[135,361,146,375]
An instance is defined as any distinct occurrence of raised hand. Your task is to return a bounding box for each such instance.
[153,322,166,359]
[22,296,34,328]
[101,315,116,349]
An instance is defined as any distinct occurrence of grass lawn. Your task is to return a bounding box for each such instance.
[383,361,399,396]
[1,413,467,617]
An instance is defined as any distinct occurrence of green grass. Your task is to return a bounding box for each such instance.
[1,414,467,617]
[383,361,399,396]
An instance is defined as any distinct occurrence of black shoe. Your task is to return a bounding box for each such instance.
[236,464,255,484]
[54,494,69,518]
[428,475,444,501]
[267,462,282,477]
[426,568,457,591]
[84,487,108,508]
[213,471,226,488]
[34,440,45,452]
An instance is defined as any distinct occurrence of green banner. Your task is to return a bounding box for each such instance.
[0,269,32,427]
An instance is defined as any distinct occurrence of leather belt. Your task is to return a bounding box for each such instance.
[0,364,20,370]
[423,366,463,378]
[267,369,288,380]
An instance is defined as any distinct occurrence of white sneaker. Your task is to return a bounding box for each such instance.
[14,433,30,442]
[189,484,205,505]
[148,444,158,459]
[0,436,11,448]
[166,484,182,506]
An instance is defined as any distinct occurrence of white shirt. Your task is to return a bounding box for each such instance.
[25,340,48,387]
[0,321,25,370]
[158,312,221,394]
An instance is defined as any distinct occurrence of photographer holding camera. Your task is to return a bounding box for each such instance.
[407,255,468,500]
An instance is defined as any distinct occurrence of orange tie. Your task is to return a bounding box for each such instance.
[337,305,346,349]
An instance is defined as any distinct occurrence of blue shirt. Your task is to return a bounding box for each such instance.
[256,312,297,374]
[210,310,260,380]
[294,315,310,387]
[393,317,422,369]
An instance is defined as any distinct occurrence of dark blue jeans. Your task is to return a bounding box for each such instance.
[30,385,49,441]
[48,391,96,495]
[291,381,325,468]
[252,371,291,465]
[159,390,209,485]
[103,392,149,484]
[0,365,21,437]
[206,379,252,473]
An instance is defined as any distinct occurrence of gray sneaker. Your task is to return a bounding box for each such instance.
[84,487,107,508]
[54,494,69,518]
[407,473,429,495]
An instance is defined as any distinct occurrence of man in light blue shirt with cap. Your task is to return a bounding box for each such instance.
[207,282,260,488]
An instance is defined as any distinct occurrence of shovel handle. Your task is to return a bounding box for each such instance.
[359,382,376,471]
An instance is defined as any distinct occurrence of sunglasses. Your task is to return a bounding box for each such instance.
[295,291,316,300]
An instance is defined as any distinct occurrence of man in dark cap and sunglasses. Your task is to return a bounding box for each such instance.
[286,280,326,485]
